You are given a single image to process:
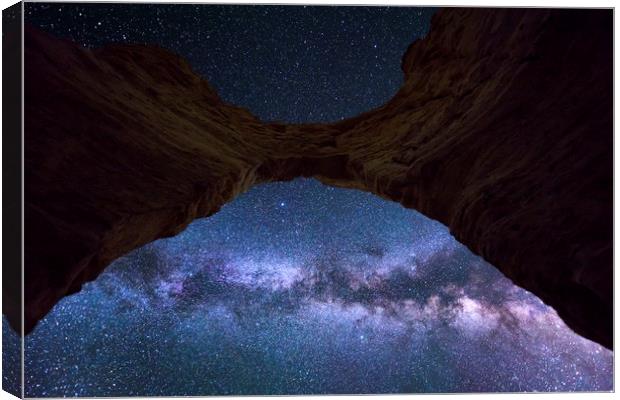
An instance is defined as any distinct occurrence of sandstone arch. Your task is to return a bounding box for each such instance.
[13,8,612,349]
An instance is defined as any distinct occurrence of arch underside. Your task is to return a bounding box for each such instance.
[14,8,612,349]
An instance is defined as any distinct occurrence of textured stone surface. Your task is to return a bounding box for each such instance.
[14,8,612,348]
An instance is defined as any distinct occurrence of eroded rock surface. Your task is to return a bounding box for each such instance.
[14,8,612,348]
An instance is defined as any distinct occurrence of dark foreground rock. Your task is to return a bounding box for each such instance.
[14,8,612,348]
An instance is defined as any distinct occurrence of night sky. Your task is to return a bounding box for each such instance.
[25,2,435,123]
[3,2,613,397]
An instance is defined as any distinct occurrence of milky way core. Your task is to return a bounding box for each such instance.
[7,179,612,396]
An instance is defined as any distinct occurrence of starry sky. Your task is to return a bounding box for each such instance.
[3,2,613,397]
[24,2,435,122]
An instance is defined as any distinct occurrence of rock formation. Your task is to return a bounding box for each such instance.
[13,8,612,348]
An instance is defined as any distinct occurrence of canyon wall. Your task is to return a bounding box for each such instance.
[14,8,612,348]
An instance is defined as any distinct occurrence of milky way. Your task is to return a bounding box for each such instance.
[5,178,611,396]
[5,3,613,396]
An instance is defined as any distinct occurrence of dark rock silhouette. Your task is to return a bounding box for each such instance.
[15,8,612,348]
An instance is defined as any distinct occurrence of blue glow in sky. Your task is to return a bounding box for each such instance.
[11,179,613,396]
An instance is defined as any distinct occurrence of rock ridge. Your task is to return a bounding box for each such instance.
[14,8,612,348]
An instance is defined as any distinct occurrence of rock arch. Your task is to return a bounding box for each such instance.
[14,8,612,349]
